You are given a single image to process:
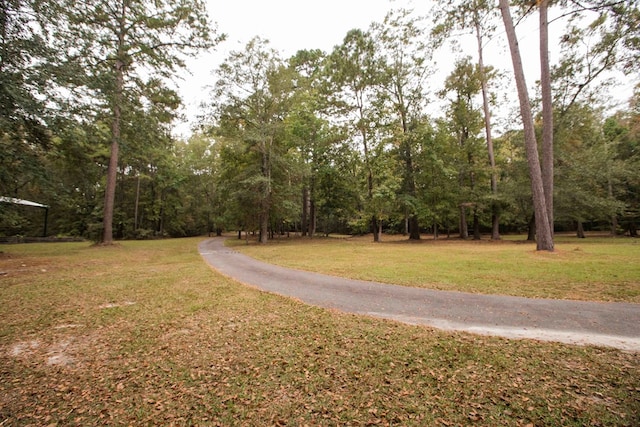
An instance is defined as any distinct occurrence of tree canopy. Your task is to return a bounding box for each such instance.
[2,0,639,245]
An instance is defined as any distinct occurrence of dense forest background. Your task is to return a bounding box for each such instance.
[1,0,639,243]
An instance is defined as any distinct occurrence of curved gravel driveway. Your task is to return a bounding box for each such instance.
[198,238,640,351]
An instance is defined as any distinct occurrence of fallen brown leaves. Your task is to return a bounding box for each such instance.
[1,238,639,426]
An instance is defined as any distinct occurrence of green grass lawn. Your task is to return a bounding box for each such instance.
[1,237,638,426]
[229,233,640,302]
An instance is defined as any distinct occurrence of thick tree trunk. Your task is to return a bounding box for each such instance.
[576,220,586,238]
[459,205,468,239]
[408,215,420,240]
[309,199,317,237]
[491,211,500,241]
[608,169,617,236]
[474,10,500,241]
[134,174,141,231]
[158,196,164,236]
[259,213,269,244]
[259,138,271,244]
[372,215,380,242]
[499,0,554,251]
[396,79,421,241]
[540,0,555,237]
[301,186,309,237]
[102,59,123,245]
[102,2,128,245]
[473,209,481,240]
[404,150,420,240]
[404,215,409,236]
[628,222,637,237]
[364,140,378,243]
[527,213,536,242]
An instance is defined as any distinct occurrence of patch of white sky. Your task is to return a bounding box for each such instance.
[172,0,629,138]
[175,0,415,137]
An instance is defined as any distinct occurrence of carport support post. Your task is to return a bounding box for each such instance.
[43,207,48,237]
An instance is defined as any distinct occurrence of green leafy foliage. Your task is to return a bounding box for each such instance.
[2,1,640,243]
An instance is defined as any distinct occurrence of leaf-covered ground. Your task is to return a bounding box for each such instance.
[1,238,638,426]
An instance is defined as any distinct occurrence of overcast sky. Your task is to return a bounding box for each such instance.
[172,0,628,138]
[174,0,437,136]
[210,0,409,55]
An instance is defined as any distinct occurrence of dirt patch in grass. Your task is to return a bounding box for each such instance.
[7,328,97,369]
[0,254,56,279]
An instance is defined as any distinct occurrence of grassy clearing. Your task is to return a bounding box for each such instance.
[1,238,639,426]
[228,233,640,302]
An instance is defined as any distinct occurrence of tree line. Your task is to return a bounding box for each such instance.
[1,0,639,248]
